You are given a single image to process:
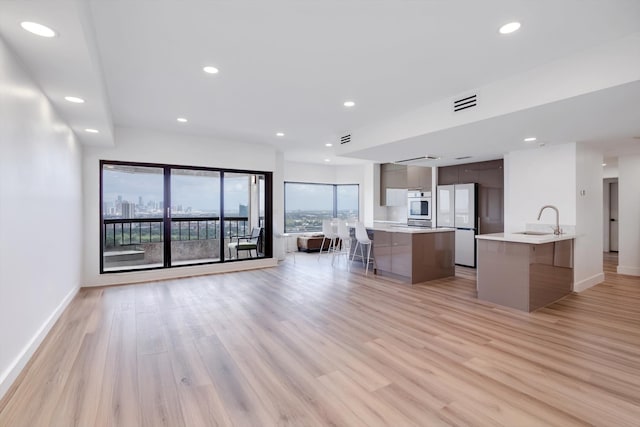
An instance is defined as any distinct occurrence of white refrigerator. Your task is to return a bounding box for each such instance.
[437,183,478,268]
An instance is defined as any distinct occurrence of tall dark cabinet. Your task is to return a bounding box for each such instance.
[437,159,504,235]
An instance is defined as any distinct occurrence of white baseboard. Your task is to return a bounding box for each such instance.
[84,257,278,287]
[573,272,605,292]
[617,265,640,276]
[0,286,79,400]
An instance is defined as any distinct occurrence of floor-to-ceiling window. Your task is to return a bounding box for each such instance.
[102,164,165,270]
[284,182,359,232]
[101,161,272,273]
[336,184,359,220]
[170,169,221,266]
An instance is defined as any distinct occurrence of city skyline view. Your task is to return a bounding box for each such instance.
[103,167,255,217]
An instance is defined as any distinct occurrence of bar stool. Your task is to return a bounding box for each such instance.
[332,220,352,269]
[318,218,338,260]
[351,221,374,274]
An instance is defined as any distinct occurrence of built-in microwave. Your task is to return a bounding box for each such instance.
[407,191,432,221]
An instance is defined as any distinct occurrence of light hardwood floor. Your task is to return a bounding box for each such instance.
[1,253,639,426]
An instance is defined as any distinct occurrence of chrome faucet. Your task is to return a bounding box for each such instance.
[537,205,562,235]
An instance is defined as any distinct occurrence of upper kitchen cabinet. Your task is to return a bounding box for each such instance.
[438,159,504,234]
[380,163,432,206]
[407,165,432,191]
[381,163,407,188]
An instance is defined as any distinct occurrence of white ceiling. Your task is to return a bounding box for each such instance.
[346,81,640,167]
[1,0,640,164]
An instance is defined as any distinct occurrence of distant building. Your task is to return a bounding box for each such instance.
[239,204,248,217]
[121,201,134,218]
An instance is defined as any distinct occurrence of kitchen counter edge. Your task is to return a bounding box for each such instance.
[475,232,576,245]
[364,225,456,234]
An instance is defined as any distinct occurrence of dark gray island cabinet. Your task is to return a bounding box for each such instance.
[370,226,455,285]
[476,232,576,312]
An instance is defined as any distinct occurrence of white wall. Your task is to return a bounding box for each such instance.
[504,143,577,233]
[82,127,280,286]
[284,161,337,183]
[574,145,604,291]
[0,37,83,398]
[617,155,640,276]
[272,151,286,259]
[505,142,604,291]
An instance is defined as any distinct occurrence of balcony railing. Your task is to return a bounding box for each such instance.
[103,216,251,248]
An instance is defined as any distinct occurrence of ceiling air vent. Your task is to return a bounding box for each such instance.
[453,94,477,112]
[340,134,351,144]
[455,156,472,160]
[395,155,439,163]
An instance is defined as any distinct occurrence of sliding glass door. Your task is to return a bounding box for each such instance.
[100,161,272,273]
[170,169,221,265]
[223,172,267,260]
[102,164,165,271]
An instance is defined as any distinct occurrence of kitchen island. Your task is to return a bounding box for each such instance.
[476,232,576,312]
[360,224,455,284]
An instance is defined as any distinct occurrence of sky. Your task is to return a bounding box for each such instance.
[103,168,250,213]
[285,183,359,211]
[103,168,359,214]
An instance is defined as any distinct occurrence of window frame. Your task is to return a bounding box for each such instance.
[100,159,273,274]
[284,181,360,233]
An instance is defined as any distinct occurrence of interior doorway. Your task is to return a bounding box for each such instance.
[609,182,619,252]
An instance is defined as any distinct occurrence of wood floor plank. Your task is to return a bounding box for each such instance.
[94,309,140,427]
[1,252,639,426]
[49,307,114,427]
[138,352,185,427]
[195,334,276,426]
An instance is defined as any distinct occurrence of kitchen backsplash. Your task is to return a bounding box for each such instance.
[387,206,407,222]
[526,223,576,235]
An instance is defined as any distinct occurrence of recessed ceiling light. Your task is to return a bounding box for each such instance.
[343,101,356,107]
[276,132,285,137]
[324,158,331,162]
[20,21,56,38]
[602,163,607,167]
[325,143,333,147]
[85,128,99,133]
[499,22,521,35]
[177,117,188,123]
[524,137,537,142]
[203,66,219,74]
[64,96,85,104]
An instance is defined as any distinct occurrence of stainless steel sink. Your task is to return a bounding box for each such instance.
[514,231,552,236]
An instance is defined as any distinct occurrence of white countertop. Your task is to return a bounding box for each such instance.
[476,232,576,244]
[365,224,456,234]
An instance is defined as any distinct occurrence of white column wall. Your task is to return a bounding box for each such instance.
[617,155,640,276]
[505,142,604,292]
[0,37,82,398]
[574,145,604,291]
[82,127,279,287]
[362,164,376,225]
[272,151,285,259]
[504,143,577,233]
